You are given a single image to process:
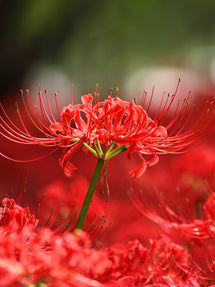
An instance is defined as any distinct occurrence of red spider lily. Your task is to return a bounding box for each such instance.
[0,197,38,233]
[129,186,215,241]
[0,195,202,286]
[1,85,215,178]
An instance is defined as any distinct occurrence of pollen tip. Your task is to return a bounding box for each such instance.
[26,89,29,93]
[127,188,132,195]
[20,89,23,94]
[54,92,57,96]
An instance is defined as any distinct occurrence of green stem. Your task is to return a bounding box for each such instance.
[82,142,97,157]
[105,144,128,160]
[106,141,116,153]
[96,138,103,156]
[92,142,102,158]
[76,158,105,229]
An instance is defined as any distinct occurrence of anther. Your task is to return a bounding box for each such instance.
[110,88,113,97]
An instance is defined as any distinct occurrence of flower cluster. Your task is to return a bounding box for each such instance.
[0,197,203,287]
[129,144,215,285]
[1,86,215,286]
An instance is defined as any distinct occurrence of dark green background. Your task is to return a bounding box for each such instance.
[1,0,215,97]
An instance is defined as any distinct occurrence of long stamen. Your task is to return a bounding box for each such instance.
[45,89,57,123]
[54,92,61,120]
[38,88,53,128]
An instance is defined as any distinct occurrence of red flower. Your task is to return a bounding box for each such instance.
[0,196,205,286]
[130,186,215,241]
[1,88,215,178]
[143,235,200,287]
[0,197,37,233]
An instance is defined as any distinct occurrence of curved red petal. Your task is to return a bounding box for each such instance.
[59,141,83,177]
[62,160,77,177]
[147,153,159,167]
[129,156,147,178]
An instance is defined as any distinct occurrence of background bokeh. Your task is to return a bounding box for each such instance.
[1,0,215,101]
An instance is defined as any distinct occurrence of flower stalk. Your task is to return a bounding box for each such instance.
[76,142,128,229]
[76,158,105,229]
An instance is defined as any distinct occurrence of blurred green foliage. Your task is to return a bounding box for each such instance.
[1,0,215,96]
